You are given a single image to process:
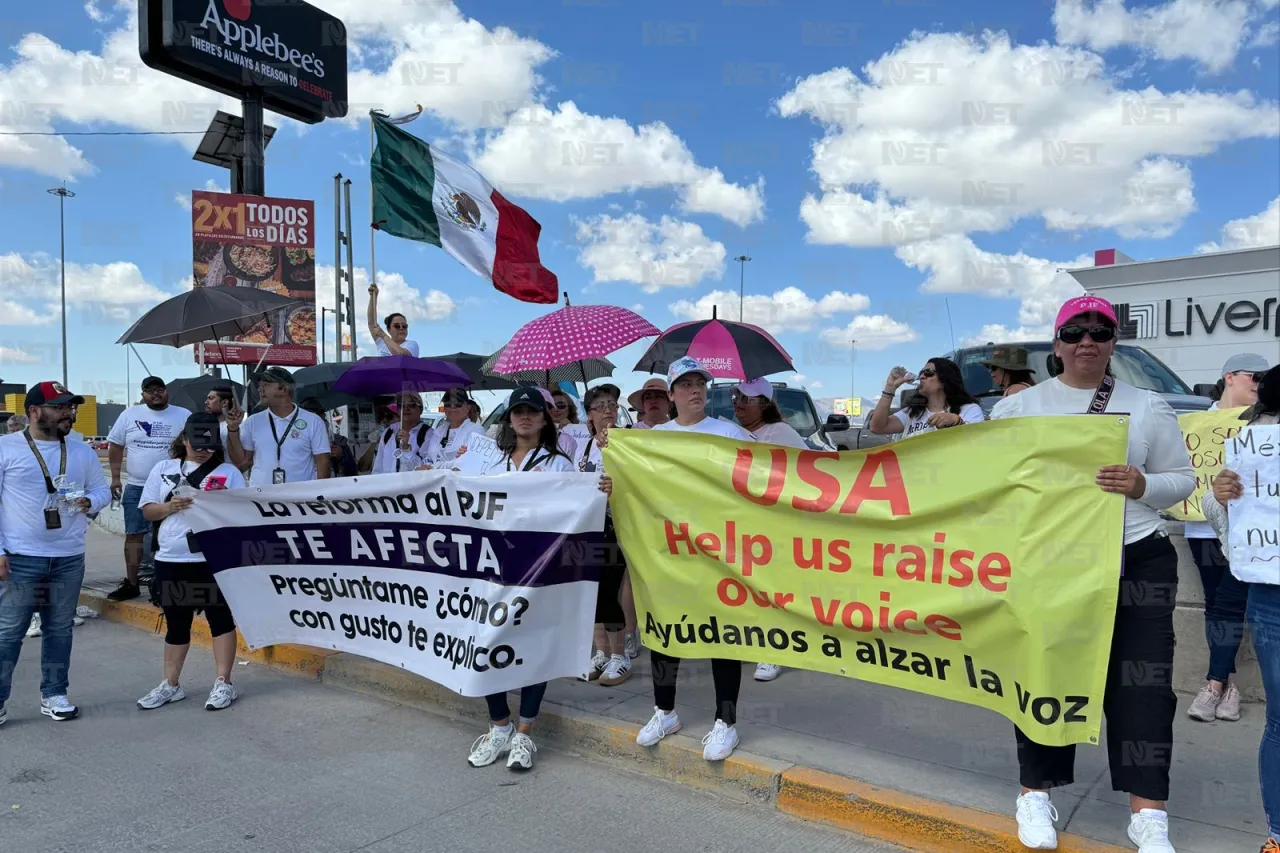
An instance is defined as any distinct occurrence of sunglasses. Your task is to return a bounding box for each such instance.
[917,368,937,378]
[553,402,569,410]
[390,323,408,330]
[731,393,766,404]
[1057,324,1116,344]
[40,404,77,413]
[142,387,166,395]
[641,391,667,401]
[1230,371,1265,383]
[442,400,466,408]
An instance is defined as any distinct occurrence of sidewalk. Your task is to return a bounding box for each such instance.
[80,523,1266,852]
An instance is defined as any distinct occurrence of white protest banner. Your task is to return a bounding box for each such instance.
[1225,424,1280,583]
[186,470,608,696]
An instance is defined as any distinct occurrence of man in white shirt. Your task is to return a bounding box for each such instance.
[106,376,193,602]
[225,366,330,486]
[0,381,111,725]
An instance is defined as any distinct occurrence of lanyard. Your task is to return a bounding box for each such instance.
[1087,375,1116,414]
[23,429,67,495]
[506,450,546,472]
[267,407,301,464]
[579,440,599,472]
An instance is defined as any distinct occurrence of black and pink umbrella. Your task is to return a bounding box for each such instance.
[633,308,794,380]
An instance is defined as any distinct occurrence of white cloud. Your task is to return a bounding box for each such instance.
[819,315,921,351]
[776,32,1278,247]
[473,103,765,225]
[1197,195,1280,252]
[1053,0,1275,72]
[809,379,825,389]
[960,324,1052,347]
[175,179,230,211]
[0,346,39,365]
[0,252,170,324]
[574,214,726,292]
[667,286,871,332]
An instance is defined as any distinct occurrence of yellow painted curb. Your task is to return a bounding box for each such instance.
[778,767,1128,853]
[79,591,336,679]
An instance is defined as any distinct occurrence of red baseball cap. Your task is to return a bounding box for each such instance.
[1054,295,1119,333]
[24,381,85,410]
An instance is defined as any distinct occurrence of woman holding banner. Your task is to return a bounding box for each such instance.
[576,384,631,687]
[136,414,247,712]
[991,296,1194,853]
[632,357,754,762]
[1203,365,1280,853]
[465,387,583,772]
[423,389,484,469]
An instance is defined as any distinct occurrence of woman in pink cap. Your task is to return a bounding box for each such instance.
[991,295,1194,853]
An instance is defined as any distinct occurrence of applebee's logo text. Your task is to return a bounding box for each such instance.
[201,0,327,78]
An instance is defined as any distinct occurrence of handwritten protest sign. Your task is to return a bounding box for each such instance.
[1166,407,1248,522]
[186,471,607,696]
[1225,424,1280,583]
[606,417,1129,747]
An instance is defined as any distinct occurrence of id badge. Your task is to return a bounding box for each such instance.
[272,468,287,485]
[44,506,62,530]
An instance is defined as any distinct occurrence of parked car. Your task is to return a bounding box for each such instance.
[706,382,838,451]
[825,413,896,451]
[943,342,1212,415]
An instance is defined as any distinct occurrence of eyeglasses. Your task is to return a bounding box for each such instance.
[1057,324,1116,344]
[1230,371,1265,382]
[917,368,937,378]
[40,404,77,413]
[142,387,166,395]
[589,401,619,413]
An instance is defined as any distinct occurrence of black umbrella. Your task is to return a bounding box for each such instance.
[632,307,794,380]
[117,287,305,349]
[426,352,524,391]
[291,362,365,411]
[165,375,245,414]
[483,346,614,388]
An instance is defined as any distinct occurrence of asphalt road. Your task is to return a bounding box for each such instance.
[1,619,906,853]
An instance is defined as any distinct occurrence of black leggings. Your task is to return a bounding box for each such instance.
[1014,534,1178,801]
[154,559,236,645]
[650,650,742,725]
[594,523,626,631]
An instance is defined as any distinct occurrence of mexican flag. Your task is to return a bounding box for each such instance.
[370,113,558,304]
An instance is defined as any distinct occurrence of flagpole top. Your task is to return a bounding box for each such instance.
[563,291,570,306]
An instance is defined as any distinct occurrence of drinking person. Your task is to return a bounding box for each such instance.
[869,358,983,440]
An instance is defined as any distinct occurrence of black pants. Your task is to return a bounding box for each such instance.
[594,525,626,631]
[154,559,236,645]
[650,650,742,725]
[1015,533,1177,801]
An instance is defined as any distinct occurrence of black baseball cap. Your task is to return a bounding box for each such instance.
[256,366,296,386]
[141,375,166,391]
[184,413,223,450]
[503,387,547,415]
[442,387,472,404]
[25,381,85,410]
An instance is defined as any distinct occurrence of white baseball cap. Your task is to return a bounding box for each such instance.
[667,356,713,385]
[735,378,774,400]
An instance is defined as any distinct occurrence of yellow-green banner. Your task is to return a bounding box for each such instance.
[605,417,1129,747]
[1167,407,1248,522]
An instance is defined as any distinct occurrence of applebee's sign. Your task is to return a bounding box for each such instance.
[139,0,348,124]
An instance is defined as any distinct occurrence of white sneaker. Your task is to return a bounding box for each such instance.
[40,695,78,721]
[636,707,681,746]
[625,631,641,659]
[204,677,237,710]
[579,649,608,681]
[0,704,6,727]
[506,732,537,771]
[754,662,781,682]
[137,681,186,710]
[25,614,41,638]
[1127,809,1175,852]
[468,724,514,767]
[598,654,632,686]
[701,719,740,761]
[1015,792,1059,849]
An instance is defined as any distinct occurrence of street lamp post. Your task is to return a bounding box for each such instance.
[850,338,857,410]
[47,185,75,387]
[733,255,751,321]
[320,306,335,363]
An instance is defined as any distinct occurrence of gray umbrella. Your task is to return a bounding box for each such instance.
[482,346,614,388]
[117,287,305,348]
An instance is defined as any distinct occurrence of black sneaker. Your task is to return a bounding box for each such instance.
[105,580,140,602]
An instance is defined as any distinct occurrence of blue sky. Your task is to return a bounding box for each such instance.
[1,0,1277,413]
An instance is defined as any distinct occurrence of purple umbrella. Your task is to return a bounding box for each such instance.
[331,356,472,397]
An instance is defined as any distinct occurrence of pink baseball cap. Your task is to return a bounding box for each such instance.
[536,387,556,407]
[1054,295,1118,332]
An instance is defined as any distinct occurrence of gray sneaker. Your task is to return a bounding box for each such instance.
[1188,684,1222,721]
[1215,684,1242,721]
[137,681,186,710]
[205,678,238,711]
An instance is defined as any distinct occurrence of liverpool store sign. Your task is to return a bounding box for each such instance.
[1116,297,1280,340]
[139,0,348,123]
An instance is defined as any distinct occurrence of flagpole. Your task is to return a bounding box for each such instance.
[368,105,424,348]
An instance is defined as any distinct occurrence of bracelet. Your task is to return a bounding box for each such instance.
[881,391,894,399]
[227,428,239,434]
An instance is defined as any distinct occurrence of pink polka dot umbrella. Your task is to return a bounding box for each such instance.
[489,296,660,376]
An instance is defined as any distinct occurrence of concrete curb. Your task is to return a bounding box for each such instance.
[82,590,1130,853]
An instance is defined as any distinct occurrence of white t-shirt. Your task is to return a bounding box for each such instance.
[0,432,111,557]
[1184,401,1220,540]
[140,459,246,562]
[991,377,1195,545]
[653,416,754,441]
[376,337,420,357]
[371,422,433,474]
[557,431,579,457]
[892,403,985,440]
[561,423,592,444]
[424,419,485,467]
[239,406,331,486]
[453,433,576,475]
[749,421,810,449]
[107,404,194,486]
[576,433,605,473]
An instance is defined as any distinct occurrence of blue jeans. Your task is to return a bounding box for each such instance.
[0,554,86,704]
[1247,582,1280,841]
[1189,538,1249,682]
[485,683,548,725]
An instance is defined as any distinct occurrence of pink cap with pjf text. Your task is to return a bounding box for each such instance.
[1055,295,1118,332]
